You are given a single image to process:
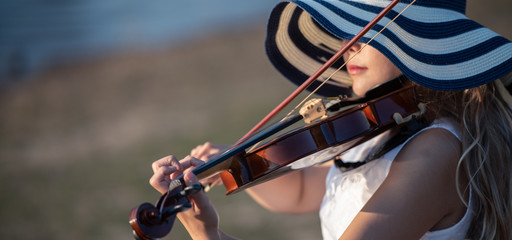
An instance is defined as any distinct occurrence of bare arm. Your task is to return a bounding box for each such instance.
[246,162,331,214]
[191,142,332,214]
[340,128,467,239]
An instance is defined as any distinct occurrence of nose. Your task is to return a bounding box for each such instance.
[341,39,362,54]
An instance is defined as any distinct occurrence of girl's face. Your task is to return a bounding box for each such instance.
[342,40,403,97]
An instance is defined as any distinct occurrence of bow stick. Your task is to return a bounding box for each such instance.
[235,0,403,146]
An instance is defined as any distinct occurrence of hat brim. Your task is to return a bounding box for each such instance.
[266,0,512,93]
[265,2,353,97]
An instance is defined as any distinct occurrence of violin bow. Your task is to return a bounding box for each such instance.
[235,0,417,146]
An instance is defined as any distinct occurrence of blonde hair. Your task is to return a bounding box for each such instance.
[414,74,512,240]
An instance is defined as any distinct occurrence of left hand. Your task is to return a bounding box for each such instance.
[150,155,203,194]
[178,170,221,240]
[149,155,221,239]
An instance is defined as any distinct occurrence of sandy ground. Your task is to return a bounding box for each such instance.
[0,26,322,240]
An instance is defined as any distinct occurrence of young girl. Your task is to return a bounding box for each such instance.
[149,0,512,239]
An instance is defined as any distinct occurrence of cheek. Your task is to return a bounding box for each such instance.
[376,66,401,82]
[372,55,402,81]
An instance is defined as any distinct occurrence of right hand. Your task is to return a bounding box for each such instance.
[190,142,228,187]
[190,142,226,161]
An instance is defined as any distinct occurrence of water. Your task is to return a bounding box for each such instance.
[0,0,278,80]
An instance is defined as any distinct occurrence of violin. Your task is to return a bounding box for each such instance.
[129,0,419,239]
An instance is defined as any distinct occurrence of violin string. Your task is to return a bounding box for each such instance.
[247,0,416,152]
[282,0,417,120]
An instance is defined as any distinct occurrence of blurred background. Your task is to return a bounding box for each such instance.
[0,0,510,239]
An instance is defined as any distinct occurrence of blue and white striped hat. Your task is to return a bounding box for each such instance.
[265,0,512,95]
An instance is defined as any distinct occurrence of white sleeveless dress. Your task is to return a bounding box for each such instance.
[319,119,472,240]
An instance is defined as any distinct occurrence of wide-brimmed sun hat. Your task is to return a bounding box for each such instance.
[265,0,512,96]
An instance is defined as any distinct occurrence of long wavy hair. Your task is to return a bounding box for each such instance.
[414,74,512,239]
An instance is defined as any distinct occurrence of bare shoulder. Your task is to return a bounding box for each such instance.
[379,127,463,197]
[393,127,462,172]
[387,127,463,203]
[341,128,465,239]
[384,127,466,231]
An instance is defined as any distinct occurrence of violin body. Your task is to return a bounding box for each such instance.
[219,85,420,194]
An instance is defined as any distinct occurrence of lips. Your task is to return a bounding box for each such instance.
[347,64,367,75]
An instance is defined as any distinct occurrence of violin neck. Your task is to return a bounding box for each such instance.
[195,156,233,180]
